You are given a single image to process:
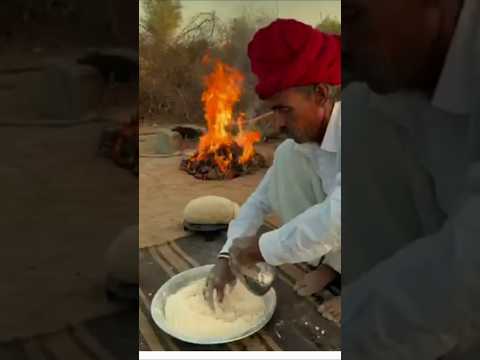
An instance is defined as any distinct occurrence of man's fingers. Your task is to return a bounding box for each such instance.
[229,255,242,278]
[216,285,225,303]
[206,287,214,310]
[204,276,215,310]
[202,281,210,301]
[203,274,211,298]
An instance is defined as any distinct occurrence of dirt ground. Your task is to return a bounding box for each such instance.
[0,119,137,341]
[139,135,281,248]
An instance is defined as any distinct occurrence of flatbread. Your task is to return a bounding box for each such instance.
[183,196,240,225]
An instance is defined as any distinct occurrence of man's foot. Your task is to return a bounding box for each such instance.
[318,296,341,324]
[294,265,337,296]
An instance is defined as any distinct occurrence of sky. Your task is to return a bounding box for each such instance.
[140,0,341,29]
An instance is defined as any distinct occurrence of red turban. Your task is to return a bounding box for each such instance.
[248,19,341,99]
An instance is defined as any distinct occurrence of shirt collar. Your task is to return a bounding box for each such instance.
[320,101,341,152]
[432,0,479,115]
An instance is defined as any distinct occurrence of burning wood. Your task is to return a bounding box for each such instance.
[180,56,266,180]
[180,143,266,180]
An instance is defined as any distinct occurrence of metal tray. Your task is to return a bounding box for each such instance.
[150,264,277,345]
[183,221,228,233]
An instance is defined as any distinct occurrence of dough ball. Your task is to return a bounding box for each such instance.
[232,202,240,218]
[183,196,239,224]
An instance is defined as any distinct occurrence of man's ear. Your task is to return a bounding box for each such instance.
[314,84,329,105]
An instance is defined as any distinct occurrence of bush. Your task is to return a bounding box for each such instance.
[316,15,341,35]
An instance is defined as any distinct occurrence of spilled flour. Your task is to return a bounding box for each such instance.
[164,278,266,340]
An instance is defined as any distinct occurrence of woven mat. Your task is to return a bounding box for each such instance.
[139,226,341,351]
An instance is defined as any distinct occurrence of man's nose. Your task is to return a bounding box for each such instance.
[275,113,287,128]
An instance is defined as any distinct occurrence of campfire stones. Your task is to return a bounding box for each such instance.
[207,167,220,180]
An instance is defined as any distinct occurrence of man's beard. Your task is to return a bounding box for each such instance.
[286,124,328,145]
[313,121,329,145]
[283,129,304,144]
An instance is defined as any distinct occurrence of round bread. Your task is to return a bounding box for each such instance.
[184,196,240,225]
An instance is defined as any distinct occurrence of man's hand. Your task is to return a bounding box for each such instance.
[203,257,236,308]
[229,236,265,274]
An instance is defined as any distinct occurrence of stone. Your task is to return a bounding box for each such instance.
[155,129,182,154]
[139,129,182,155]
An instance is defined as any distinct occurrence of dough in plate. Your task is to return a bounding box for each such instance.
[163,278,266,341]
[183,196,239,224]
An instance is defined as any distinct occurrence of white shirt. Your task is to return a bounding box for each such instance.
[221,102,341,266]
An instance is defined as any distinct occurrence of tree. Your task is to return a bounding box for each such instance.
[316,15,341,35]
[141,0,182,46]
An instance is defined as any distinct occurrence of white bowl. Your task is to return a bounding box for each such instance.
[150,264,277,345]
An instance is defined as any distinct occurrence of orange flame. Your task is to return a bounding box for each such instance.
[236,112,261,164]
[191,58,261,174]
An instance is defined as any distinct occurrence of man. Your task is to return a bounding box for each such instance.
[204,19,342,321]
[343,0,480,358]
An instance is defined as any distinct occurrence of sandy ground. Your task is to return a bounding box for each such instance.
[139,138,281,248]
[0,120,137,341]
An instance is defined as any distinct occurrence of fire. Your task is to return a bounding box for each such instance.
[236,113,261,164]
[183,57,262,178]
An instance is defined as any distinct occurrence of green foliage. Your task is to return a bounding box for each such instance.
[141,0,182,45]
[316,16,341,34]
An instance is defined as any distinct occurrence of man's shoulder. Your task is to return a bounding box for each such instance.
[274,139,296,153]
[271,139,297,166]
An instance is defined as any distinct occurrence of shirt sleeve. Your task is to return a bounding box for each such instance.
[258,172,341,265]
[220,167,274,254]
[342,163,480,359]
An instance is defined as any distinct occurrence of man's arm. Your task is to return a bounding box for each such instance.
[205,168,274,306]
[258,172,341,265]
[342,164,480,359]
[220,167,274,254]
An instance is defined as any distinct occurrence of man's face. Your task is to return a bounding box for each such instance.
[266,87,332,144]
[343,0,450,94]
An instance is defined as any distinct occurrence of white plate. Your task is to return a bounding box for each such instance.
[150,264,277,345]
